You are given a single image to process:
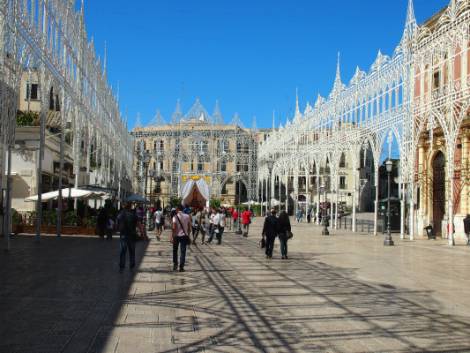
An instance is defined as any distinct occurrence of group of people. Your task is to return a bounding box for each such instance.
[117,203,254,273]
[262,209,292,259]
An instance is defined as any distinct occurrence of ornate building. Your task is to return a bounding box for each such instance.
[131,99,258,208]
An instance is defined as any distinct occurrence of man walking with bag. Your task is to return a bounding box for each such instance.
[262,208,279,259]
[172,205,192,272]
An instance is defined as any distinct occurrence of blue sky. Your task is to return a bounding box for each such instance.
[83,0,448,129]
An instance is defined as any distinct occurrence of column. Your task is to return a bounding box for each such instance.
[285,174,289,214]
[316,169,320,225]
[352,164,357,232]
[373,162,379,236]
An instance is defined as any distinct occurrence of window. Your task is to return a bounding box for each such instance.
[340,176,346,189]
[433,71,440,89]
[221,183,228,194]
[49,88,55,110]
[26,83,39,100]
[221,161,227,172]
[339,154,346,168]
[160,140,164,151]
[197,159,203,172]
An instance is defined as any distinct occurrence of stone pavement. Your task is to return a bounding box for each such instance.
[1,219,470,353]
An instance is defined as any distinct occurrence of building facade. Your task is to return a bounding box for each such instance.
[131,99,258,207]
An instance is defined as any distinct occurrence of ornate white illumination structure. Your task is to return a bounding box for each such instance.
[258,0,470,245]
[0,0,133,242]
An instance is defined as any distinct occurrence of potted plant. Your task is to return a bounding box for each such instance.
[11,209,23,235]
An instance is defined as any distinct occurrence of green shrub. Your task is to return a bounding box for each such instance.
[11,209,22,225]
[64,211,79,226]
[210,199,221,209]
[170,197,182,208]
[16,111,39,126]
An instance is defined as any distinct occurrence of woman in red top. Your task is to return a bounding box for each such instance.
[241,209,252,237]
[232,209,238,231]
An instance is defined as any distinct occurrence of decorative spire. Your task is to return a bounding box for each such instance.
[135,113,142,129]
[251,116,258,132]
[330,52,344,98]
[231,113,243,128]
[212,100,223,125]
[294,88,302,122]
[171,99,183,124]
[149,110,165,127]
[398,0,417,54]
[272,110,276,132]
[103,41,107,78]
[185,97,210,122]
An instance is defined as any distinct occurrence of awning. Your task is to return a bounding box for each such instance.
[25,188,106,202]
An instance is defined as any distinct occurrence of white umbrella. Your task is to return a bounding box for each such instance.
[270,199,285,206]
[242,200,260,206]
[25,188,102,202]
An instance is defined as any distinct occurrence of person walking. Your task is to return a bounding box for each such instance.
[97,207,108,239]
[207,208,217,243]
[154,208,163,240]
[193,208,207,245]
[241,208,252,237]
[307,208,312,224]
[172,205,192,272]
[216,208,226,245]
[262,209,279,259]
[232,208,238,231]
[117,203,138,272]
[278,210,291,259]
[296,208,303,223]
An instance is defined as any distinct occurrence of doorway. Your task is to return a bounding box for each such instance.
[432,151,446,236]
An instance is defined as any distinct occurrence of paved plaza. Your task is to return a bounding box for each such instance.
[2,219,470,353]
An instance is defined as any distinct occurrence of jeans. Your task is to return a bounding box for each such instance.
[242,223,250,236]
[173,236,189,269]
[119,235,136,269]
[265,235,276,257]
[193,225,206,243]
[279,237,288,257]
[216,227,225,244]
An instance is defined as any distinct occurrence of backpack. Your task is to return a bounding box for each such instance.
[119,210,137,239]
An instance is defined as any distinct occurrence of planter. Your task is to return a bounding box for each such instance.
[20,225,96,236]
[12,224,24,235]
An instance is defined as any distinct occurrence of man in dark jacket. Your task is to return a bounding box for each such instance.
[117,203,138,272]
[262,209,279,259]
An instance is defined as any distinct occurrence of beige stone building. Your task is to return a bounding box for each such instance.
[131,99,259,208]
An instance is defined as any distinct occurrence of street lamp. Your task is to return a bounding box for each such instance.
[384,159,394,246]
[321,182,329,236]
[267,159,274,209]
[236,172,243,234]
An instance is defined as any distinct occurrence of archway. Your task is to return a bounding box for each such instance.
[432,151,445,236]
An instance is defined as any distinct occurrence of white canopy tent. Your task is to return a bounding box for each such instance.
[181,178,210,207]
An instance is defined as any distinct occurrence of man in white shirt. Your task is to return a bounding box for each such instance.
[154,208,163,240]
[172,205,192,272]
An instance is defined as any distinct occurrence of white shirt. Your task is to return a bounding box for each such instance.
[154,210,163,223]
[219,213,226,227]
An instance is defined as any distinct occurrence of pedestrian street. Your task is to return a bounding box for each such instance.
[2,218,470,353]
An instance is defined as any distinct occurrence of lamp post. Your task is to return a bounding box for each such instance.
[143,152,151,199]
[321,182,329,235]
[384,159,394,246]
[236,172,243,234]
[267,159,274,209]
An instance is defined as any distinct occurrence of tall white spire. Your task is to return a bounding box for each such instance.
[294,88,302,122]
[171,99,183,124]
[330,52,344,98]
[103,41,107,78]
[272,110,276,132]
[135,113,142,129]
[251,116,258,132]
[212,100,223,125]
[231,113,243,128]
[398,0,417,53]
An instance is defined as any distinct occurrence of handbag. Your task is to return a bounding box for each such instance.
[287,231,294,239]
[259,237,266,248]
